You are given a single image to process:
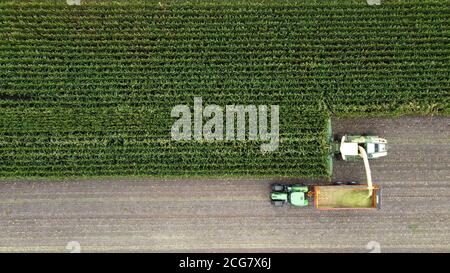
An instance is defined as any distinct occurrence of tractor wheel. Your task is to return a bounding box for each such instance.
[271,201,279,206]
[271,184,284,192]
[363,132,376,137]
[272,201,284,207]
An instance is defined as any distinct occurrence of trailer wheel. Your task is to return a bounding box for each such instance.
[347,181,360,185]
[333,181,344,185]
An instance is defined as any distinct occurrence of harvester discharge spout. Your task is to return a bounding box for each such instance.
[358,145,373,197]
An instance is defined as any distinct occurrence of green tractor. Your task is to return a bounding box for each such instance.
[270,184,309,207]
[334,135,387,161]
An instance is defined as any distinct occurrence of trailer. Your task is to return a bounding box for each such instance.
[270,183,381,210]
[313,184,381,210]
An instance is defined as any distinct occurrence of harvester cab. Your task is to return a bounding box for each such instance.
[337,135,387,161]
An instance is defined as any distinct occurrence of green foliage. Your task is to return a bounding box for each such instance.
[0,0,448,178]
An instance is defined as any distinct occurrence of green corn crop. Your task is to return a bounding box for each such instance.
[0,0,448,178]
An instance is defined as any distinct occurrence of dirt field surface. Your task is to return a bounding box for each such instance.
[0,116,449,252]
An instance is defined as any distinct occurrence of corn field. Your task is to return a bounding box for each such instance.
[0,0,448,178]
